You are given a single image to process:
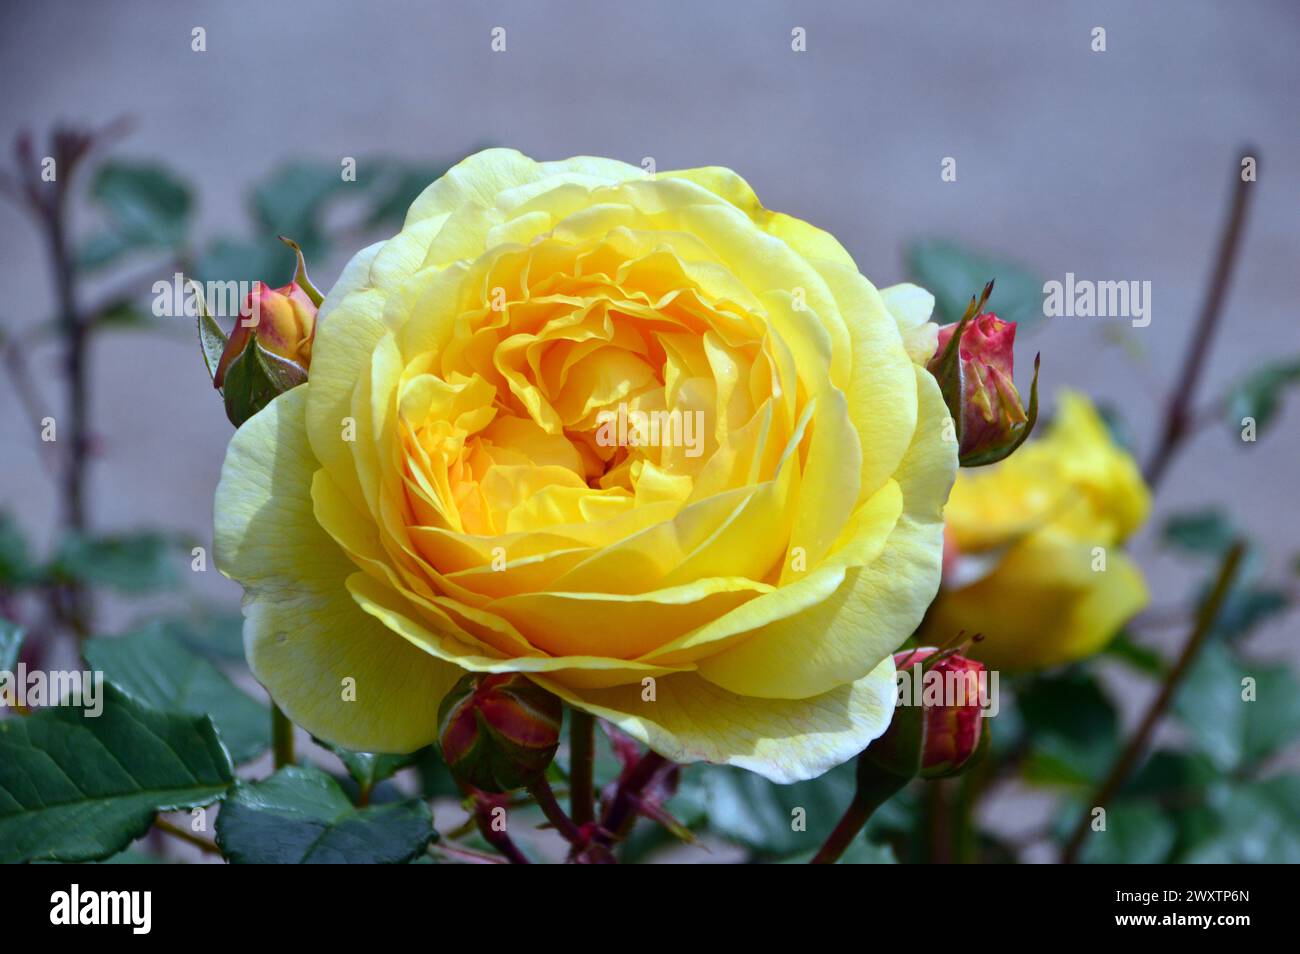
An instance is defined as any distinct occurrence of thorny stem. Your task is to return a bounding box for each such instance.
[471,795,530,864]
[3,126,124,643]
[568,709,596,825]
[1144,147,1256,491]
[526,776,583,844]
[47,197,93,639]
[1061,542,1246,863]
[598,750,667,844]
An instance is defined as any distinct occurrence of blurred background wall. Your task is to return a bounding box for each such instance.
[1,0,1296,662]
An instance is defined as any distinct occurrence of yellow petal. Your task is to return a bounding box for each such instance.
[689,364,955,697]
[346,570,688,691]
[924,531,1149,670]
[879,282,940,366]
[535,656,897,784]
[214,386,462,752]
[660,165,858,269]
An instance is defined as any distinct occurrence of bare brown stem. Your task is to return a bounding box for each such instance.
[1144,148,1256,491]
[598,750,667,845]
[526,776,583,844]
[154,816,221,856]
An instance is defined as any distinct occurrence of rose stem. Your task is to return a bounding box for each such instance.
[271,703,296,768]
[153,816,221,856]
[568,709,596,825]
[925,780,952,864]
[599,750,667,844]
[470,795,531,864]
[1144,146,1256,491]
[1061,541,1245,864]
[526,776,583,844]
[810,764,912,865]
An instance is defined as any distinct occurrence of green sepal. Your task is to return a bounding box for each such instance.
[279,235,324,307]
[931,280,995,453]
[195,282,229,384]
[221,336,307,428]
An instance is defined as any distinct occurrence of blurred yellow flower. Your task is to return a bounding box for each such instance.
[923,391,1150,670]
[214,149,957,782]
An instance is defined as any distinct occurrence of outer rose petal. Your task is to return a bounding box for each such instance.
[879,282,940,366]
[534,657,898,784]
[214,386,463,751]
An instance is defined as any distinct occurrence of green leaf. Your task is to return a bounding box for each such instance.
[84,624,269,764]
[80,161,193,270]
[1104,632,1167,677]
[0,512,37,587]
[1174,642,1300,771]
[699,763,856,857]
[93,850,168,864]
[1017,670,1119,786]
[1223,356,1300,436]
[0,683,234,863]
[1162,509,1237,555]
[194,236,294,287]
[1120,750,1218,799]
[250,162,346,255]
[156,611,246,661]
[1211,582,1289,642]
[1106,754,1222,863]
[324,743,421,793]
[906,239,1046,330]
[216,765,436,863]
[412,746,462,799]
[0,619,22,671]
[50,531,181,594]
[1183,776,1300,863]
[1075,801,1177,864]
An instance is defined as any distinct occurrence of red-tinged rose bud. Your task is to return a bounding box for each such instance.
[891,648,987,778]
[213,281,317,389]
[437,672,563,793]
[928,311,1027,458]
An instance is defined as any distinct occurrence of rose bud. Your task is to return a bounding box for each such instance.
[437,673,563,793]
[926,282,1040,468]
[928,311,1026,457]
[213,281,317,389]
[892,648,987,778]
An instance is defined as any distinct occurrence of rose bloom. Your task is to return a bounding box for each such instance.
[215,149,956,782]
[922,391,1150,670]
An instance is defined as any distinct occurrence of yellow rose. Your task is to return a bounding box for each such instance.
[922,391,1150,670]
[214,149,956,782]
